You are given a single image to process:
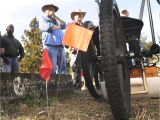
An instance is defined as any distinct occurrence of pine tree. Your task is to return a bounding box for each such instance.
[141,35,152,50]
[20,18,43,73]
[158,35,160,45]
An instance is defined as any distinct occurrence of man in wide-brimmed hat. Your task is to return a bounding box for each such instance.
[39,3,67,74]
[42,4,59,13]
[71,9,86,26]
[69,9,87,89]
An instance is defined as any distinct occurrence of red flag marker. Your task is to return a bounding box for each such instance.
[39,48,53,81]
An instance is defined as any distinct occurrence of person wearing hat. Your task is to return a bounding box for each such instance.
[68,9,86,89]
[71,9,86,26]
[1,24,25,73]
[39,4,67,74]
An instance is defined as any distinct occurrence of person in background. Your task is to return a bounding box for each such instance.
[39,4,67,74]
[0,31,5,55]
[1,24,24,73]
[83,21,101,90]
[0,31,5,71]
[121,9,129,17]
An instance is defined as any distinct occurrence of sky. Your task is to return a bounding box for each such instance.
[0,0,160,44]
[117,0,160,43]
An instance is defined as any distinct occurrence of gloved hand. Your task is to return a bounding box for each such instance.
[72,50,77,55]
[70,48,77,55]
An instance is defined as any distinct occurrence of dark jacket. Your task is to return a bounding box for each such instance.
[0,32,3,48]
[0,35,2,48]
[2,33,24,59]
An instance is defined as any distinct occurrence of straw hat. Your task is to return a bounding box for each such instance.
[42,4,59,12]
[71,9,86,20]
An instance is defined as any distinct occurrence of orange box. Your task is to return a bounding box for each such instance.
[62,23,93,52]
[130,69,142,78]
[144,66,158,77]
[130,66,158,78]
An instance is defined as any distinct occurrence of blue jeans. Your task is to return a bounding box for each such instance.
[44,45,66,74]
[2,57,19,73]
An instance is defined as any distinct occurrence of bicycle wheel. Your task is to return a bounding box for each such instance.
[100,0,131,119]
[81,51,102,99]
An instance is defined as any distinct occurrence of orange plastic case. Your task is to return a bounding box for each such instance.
[62,23,93,52]
[130,66,158,78]
[130,69,141,78]
[145,66,158,77]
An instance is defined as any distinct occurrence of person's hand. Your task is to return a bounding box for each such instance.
[60,24,66,29]
[52,14,57,19]
[72,50,77,55]
[52,25,61,30]
[70,48,77,55]
[0,48,5,54]
[18,57,22,62]
[65,45,69,49]
[52,14,65,25]
[2,57,9,64]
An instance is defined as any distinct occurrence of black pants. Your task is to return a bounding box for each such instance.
[73,53,81,87]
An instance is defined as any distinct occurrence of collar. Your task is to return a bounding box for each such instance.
[4,33,14,38]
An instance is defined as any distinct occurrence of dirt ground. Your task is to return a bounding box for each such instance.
[0,90,160,120]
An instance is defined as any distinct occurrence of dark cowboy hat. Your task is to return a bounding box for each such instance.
[42,4,59,12]
[71,9,86,20]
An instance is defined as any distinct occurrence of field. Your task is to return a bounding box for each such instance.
[0,90,159,120]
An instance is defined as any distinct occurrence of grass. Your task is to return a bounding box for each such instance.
[0,90,159,120]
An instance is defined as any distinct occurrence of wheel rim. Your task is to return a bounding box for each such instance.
[113,7,130,114]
